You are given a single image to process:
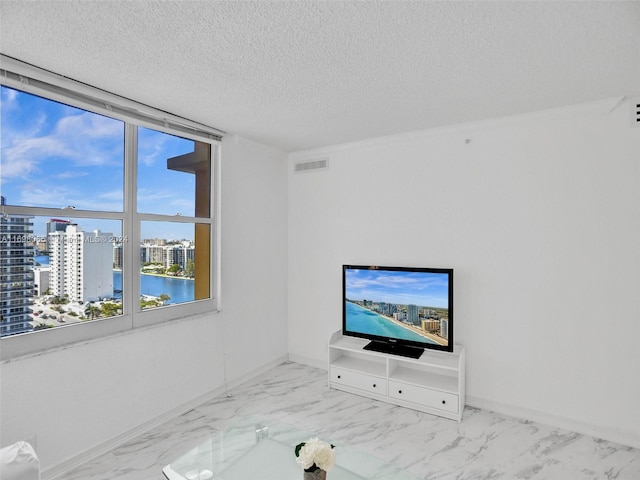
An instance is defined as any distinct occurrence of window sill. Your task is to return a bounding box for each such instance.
[1,307,220,363]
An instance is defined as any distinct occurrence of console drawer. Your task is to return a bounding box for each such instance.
[388,380,458,413]
[330,367,387,395]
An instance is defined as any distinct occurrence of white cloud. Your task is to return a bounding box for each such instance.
[1,136,68,177]
[138,127,173,167]
[55,171,90,179]
[137,187,175,202]
[97,189,124,201]
[1,88,18,113]
[55,111,123,138]
[1,110,123,179]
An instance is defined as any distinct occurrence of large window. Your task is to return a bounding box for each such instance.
[0,58,221,357]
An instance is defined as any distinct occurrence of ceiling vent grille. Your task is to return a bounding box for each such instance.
[294,157,329,173]
[632,98,640,127]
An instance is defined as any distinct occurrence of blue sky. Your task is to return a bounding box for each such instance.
[0,86,198,240]
[345,268,450,309]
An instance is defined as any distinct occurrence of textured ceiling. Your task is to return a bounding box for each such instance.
[1,1,639,152]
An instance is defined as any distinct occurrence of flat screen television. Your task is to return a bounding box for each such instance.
[342,265,453,358]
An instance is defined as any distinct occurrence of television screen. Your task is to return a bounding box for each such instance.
[343,265,453,357]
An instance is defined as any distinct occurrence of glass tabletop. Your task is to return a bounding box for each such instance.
[162,416,417,480]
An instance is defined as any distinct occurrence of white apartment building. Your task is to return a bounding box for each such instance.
[140,241,195,270]
[49,225,114,303]
[32,266,50,297]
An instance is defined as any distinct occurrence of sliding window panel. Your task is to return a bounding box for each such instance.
[136,126,213,314]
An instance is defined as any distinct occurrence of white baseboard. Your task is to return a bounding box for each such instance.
[42,354,289,480]
[466,395,640,450]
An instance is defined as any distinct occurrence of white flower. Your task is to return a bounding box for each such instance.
[295,437,336,472]
[313,444,336,471]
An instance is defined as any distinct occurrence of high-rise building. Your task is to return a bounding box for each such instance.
[0,196,35,336]
[165,245,184,270]
[46,218,71,253]
[407,304,419,325]
[49,224,114,303]
[164,243,194,270]
[113,243,123,269]
[440,318,449,339]
[147,245,165,264]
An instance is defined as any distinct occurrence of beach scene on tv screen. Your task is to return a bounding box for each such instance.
[345,268,450,346]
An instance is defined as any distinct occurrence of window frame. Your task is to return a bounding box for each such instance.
[0,56,222,360]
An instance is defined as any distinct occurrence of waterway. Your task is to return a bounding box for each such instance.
[35,256,194,305]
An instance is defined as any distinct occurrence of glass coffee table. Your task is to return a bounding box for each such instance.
[162,416,416,480]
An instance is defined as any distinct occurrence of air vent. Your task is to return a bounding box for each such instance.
[632,98,640,127]
[294,157,329,173]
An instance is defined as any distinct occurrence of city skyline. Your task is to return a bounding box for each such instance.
[27,219,197,253]
[1,210,198,337]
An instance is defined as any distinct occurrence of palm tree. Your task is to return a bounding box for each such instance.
[84,304,101,320]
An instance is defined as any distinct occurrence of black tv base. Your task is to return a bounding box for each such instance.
[363,340,424,359]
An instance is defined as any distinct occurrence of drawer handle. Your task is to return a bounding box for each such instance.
[373,384,376,388]
[442,400,446,404]
[398,390,402,394]
[337,375,341,379]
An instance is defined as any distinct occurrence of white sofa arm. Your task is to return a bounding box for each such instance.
[0,441,41,480]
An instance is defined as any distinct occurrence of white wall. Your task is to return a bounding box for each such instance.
[288,98,640,448]
[0,134,289,473]
[218,135,289,377]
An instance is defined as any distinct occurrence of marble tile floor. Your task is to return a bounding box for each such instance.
[57,362,640,480]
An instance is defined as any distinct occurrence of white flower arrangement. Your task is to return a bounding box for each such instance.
[294,437,336,472]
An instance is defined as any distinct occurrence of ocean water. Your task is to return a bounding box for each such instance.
[345,301,437,344]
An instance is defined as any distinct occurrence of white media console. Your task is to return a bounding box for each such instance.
[328,330,465,421]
